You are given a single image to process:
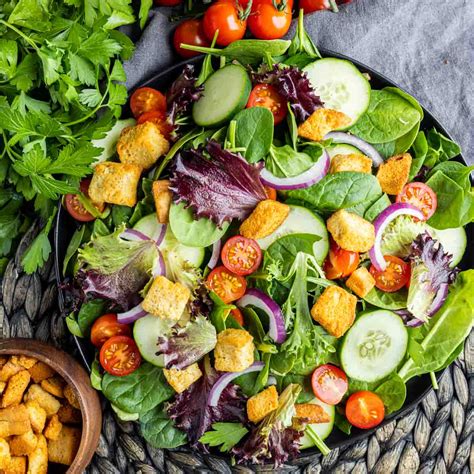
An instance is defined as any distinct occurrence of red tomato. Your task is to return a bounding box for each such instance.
[370,256,411,292]
[396,182,437,220]
[299,0,330,13]
[323,239,359,279]
[173,19,210,58]
[202,2,247,46]
[130,87,166,118]
[248,1,292,40]
[230,308,245,326]
[206,266,247,303]
[264,186,277,200]
[100,336,141,377]
[311,364,348,405]
[64,179,104,222]
[90,314,132,348]
[137,110,174,139]
[346,391,385,429]
[221,236,263,276]
[247,84,287,125]
[154,0,182,6]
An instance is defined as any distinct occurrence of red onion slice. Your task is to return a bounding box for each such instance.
[260,150,330,190]
[120,228,150,242]
[208,362,264,407]
[427,283,449,317]
[117,303,148,324]
[324,132,384,166]
[153,224,167,246]
[237,288,286,343]
[152,250,166,277]
[208,239,221,269]
[369,203,425,271]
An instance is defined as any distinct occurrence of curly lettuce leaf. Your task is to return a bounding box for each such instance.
[381,215,426,257]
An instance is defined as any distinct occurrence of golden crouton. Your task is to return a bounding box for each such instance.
[25,401,46,434]
[43,414,62,441]
[11,356,37,370]
[330,153,372,174]
[0,384,5,396]
[40,377,64,399]
[28,434,47,474]
[0,358,7,370]
[152,180,172,224]
[247,386,279,423]
[0,406,30,437]
[1,456,27,474]
[327,210,375,252]
[1,371,31,408]
[0,360,22,382]
[240,200,289,240]
[0,439,10,469]
[294,403,330,423]
[24,385,60,417]
[376,153,412,195]
[298,109,352,142]
[311,286,357,338]
[117,122,170,170]
[10,430,38,456]
[142,276,191,321]
[47,426,81,466]
[57,403,81,425]
[63,385,80,410]
[88,162,142,207]
[163,363,202,394]
[214,329,255,372]
[346,267,376,298]
[28,363,55,384]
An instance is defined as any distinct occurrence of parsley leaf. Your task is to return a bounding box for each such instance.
[199,423,248,452]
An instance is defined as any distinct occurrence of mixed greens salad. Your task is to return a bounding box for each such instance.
[62,13,474,466]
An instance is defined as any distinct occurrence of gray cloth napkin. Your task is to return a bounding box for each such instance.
[124,0,474,162]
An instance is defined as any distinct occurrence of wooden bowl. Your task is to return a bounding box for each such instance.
[0,338,102,473]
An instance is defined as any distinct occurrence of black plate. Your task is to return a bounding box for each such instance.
[55,50,473,457]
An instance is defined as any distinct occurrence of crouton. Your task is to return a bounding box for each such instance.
[40,377,64,399]
[24,385,60,417]
[0,360,22,382]
[163,363,202,394]
[88,162,142,207]
[47,426,81,466]
[0,384,5,396]
[57,403,81,425]
[240,200,290,240]
[11,356,37,370]
[117,122,170,170]
[0,439,10,469]
[1,456,27,474]
[62,385,80,410]
[0,406,30,437]
[28,363,55,384]
[247,386,279,423]
[327,210,375,252]
[0,358,6,370]
[298,109,352,142]
[311,286,357,338]
[214,329,255,372]
[152,180,172,224]
[295,403,330,424]
[376,153,412,195]
[43,414,62,441]
[142,276,191,321]
[25,401,46,434]
[10,431,38,456]
[346,267,375,298]
[27,434,47,474]
[329,153,372,174]
[1,371,31,408]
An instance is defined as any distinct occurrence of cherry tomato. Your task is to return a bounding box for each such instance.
[130,87,166,118]
[299,0,330,13]
[370,256,411,292]
[247,84,287,125]
[396,182,437,220]
[346,391,385,429]
[248,0,292,40]
[64,179,104,222]
[100,336,141,377]
[137,110,174,139]
[311,364,348,405]
[173,19,210,59]
[323,239,359,279]
[203,2,247,46]
[154,0,182,6]
[264,186,277,200]
[230,308,245,326]
[221,236,263,276]
[90,314,132,348]
[206,265,247,303]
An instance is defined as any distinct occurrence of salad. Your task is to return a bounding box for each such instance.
[62,12,474,466]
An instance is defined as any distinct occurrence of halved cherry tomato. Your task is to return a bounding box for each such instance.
[154,0,182,5]
[248,0,292,40]
[206,265,247,303]
[221,236,263,276]
[100,336,141,377]
[264,186,277,200]
[396,182,437,220]
[90,314,132,348]
[346,391,385,429]
[370,255,411,292]
[311,364,348,405]
[203,1,247,46]
[173,19,210,58]
[247,84,287,125]
[230,308,245,326]
[323,238,359,279]
[137,110,174,139]
[64,179,104,222]
[130,87,166,118]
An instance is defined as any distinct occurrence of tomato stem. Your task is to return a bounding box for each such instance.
[328,0,339,12]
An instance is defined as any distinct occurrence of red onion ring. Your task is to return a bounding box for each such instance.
[208,239,221,269]
[120,228,151,242]
[152,250,166,277]
[325,131,384,166]
[117,303,148,324]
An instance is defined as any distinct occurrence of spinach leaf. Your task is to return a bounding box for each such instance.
[140,407,187,449]
[234,107,273,163]
[285,9,321,66]
[265,144,322,178]
[62,225,85,275]
[428,161,474,192]
[384,87,424,118]
[209,292,238,333]
[77,299,106,336]
[334,410,352,435]
[375,375,406,414]
[276,373,314,403]
[102,363,174,415]
[286,104,298,150]
[408,130,428,180]
[112,205,133,227]
[242,307,266,343]
[374,122,420,158]
[363,287,408,310]
[364,193,391,222]
[424,128,461,166]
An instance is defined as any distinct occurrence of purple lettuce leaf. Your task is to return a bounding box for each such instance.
[169,140,267,227]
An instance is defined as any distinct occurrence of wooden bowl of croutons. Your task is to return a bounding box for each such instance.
[0,338,102,473]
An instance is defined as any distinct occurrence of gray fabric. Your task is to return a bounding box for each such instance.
[124,0,474,162]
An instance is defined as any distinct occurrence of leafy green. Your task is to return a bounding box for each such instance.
[380,215,426,257]
[364,193,390,222]
[140,407,187,449]
[375,375,406,414]
[199,422,248,452]
[77,299,106,336]
[265,144,323,178]
[62,225,86,275]
[363,287,408,310]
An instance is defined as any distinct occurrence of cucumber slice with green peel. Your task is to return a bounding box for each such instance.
[192,65,252,127]
[91,118,136,163]
[299,398,335,449]
[257,205,329,264]
[427,225,467,267]
[303,58,370,128]
[327,144,363,159]
[340,310,408,383]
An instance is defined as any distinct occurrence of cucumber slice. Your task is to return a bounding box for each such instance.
[303,58,370,127]
[92,118,136,163]
[300,398,335,449]
[193,65,252,127]
[340,310,408,383]
[427,225,467,267]
[327,144,363,159]
[257,205,329,264]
